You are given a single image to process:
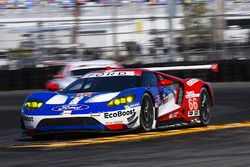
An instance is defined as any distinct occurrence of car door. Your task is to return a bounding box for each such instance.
[156,74,181,118]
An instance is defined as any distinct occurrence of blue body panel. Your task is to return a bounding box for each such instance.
[23,87,149,116]
[22,85,176,133]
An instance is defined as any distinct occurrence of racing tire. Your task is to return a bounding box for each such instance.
[139,93,154,132]
[199,88,212,126]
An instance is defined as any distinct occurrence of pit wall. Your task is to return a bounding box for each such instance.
[0,60,249,90]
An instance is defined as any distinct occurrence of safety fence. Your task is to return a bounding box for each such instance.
[0,59,249,90]
[2,2,250,63]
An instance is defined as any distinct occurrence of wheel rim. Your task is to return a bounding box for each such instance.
[141,97,153,130]
[200,92,211,123]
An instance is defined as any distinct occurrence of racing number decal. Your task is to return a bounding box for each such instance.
[188,98,198,110]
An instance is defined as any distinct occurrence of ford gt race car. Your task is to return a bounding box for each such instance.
[21,68,214,138]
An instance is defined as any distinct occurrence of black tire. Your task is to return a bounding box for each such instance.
[139,93,154,132]
[199,88,212,126]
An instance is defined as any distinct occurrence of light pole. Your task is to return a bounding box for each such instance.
[167,0,176,61]
[72,0,81,44]
[111,0,118,56]
[215,0,225,42]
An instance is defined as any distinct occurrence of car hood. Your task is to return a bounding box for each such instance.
[23,87,147,116]
[23,91,121,115]
[46,92,120,105]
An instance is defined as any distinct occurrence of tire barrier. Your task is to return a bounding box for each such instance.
[0,66,60,90]
[0,60,249,90]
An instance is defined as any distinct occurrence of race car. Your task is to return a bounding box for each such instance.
[21,68,214,138]
[45,59,122,91]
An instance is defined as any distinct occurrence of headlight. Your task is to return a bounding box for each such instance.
[107,95,135,107]
[25,100,43,110]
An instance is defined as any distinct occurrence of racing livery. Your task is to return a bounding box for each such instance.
[21,69,214,138]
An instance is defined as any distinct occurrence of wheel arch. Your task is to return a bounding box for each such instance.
[202,84,215,106]
[144,91,156,107]
[144,90,159,121]
[139,91,156,131]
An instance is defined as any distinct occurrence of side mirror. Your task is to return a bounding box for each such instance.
[159,79,173,86]
[46,82,59,91]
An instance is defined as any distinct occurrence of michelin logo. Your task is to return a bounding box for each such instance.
[105,109,135,119]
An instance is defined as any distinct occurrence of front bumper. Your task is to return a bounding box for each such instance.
[21,106,141,135]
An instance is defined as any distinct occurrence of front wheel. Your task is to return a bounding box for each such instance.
[139,93,154,132]
[199,88,212,126]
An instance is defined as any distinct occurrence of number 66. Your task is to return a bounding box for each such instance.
[188,98,198,110]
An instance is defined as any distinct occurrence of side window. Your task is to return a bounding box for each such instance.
[142,72,158,87]
[157,75,164,82]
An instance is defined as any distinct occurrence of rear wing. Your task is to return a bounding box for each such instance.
[144,63,219,73]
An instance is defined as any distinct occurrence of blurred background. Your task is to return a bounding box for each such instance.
[0,0,250,90]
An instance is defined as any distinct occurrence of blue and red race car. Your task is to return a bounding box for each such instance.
[21,68,214,138]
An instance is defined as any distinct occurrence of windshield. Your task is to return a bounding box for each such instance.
[61,76,141,93]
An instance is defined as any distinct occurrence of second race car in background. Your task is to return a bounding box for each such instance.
[45,59,122,91]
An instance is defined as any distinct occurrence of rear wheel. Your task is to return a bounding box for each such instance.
[199,88,212,126]
[140,93,154,132]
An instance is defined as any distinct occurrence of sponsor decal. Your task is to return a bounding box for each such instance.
[23,115,33,122]
[163,95,169,104]
[191,118,201,124]
[185,91,200,98]
[105,121,123,125]
[187,79,199,86]
[90,113,101,117]
[128,103,140,108]
[84,71,135,78]
[61,110,72,115]
[188,110,200,117]
[104,109,135,119]
[52,104,89,111]
[124,105,130,109]
[169,112,179,119]
[74,92,93,98]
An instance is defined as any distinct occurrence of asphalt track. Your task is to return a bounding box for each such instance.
[0,82,250,167]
